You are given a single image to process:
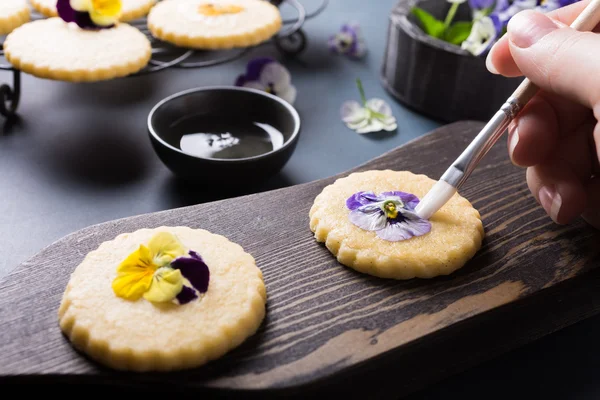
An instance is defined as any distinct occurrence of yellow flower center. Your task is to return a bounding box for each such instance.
[383,201,399,219]
[91,0,121,16]
[198,3,245,16]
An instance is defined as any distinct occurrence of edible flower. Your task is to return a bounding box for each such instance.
[460,15,500,55]
[57,0,122,30]
[340,78,397,134]
[235,57,297,105]
[346,191,431,241]
[198,3,245,16]
[328,23,367,59]
[112,232,210,305]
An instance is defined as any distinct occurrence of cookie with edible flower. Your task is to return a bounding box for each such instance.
[147,0,282,49]
[0,0,30,35]
[59,227,266,371]
[309,170,484,279]
[31,0,157,23]
[3,9,151,82]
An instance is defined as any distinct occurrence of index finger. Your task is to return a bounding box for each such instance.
[486,0,599,77]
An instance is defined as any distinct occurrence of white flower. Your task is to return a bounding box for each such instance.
[461,16,498,56]
[447,0,467,3]
[341,98,397,134]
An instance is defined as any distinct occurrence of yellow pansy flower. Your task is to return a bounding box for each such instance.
[69,0,122,27]
[112,232,185,302]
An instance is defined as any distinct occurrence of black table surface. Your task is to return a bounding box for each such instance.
[1,0,599,398]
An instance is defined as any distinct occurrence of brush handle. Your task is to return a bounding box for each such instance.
[509,0,600,112]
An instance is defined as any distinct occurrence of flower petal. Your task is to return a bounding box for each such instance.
[176,286,198,304]
[340,101,366,122]
[355,119,385,134]
[245,57,275,82]
[376,213,431,242]
[148,232,186,267]
[171,251,210,293]
[242,81,267,91]
[380,191,421,210]
[57,0,77,22]
[349,208,387,231]
[112,245,156,300]
[366,98,393,116]
[259,62,292,94]
[346,191,379,210]
[350,40,367,58]
[143,267,184,303]
[278,84,297,104]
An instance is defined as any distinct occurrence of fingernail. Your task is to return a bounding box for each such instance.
[508,10,559,49]
[485,51,499,74]
[508,126,519,161]
[539,186,562,223]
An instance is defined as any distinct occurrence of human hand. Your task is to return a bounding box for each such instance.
[486,0,600,228]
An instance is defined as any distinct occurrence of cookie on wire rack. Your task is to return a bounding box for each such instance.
[148,0,282,49]
[309,170,485,280]
[59,226,267,371]
[0,0,30,35]
[4,1,151,82]
[30,0,158,22]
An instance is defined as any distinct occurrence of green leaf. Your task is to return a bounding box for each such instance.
[443,21,473,45]
[411,7,446,39]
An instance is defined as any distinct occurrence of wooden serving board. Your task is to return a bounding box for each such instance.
[1,121,600,398]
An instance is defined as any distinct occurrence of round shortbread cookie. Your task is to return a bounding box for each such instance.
[0,0,29,35]
[4,18,151,82]
[30,0,157,22]
[148,0,282,49]
[58,226,267,371]
[309,170,484,279]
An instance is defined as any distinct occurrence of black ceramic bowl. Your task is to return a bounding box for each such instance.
[148,86,300,185]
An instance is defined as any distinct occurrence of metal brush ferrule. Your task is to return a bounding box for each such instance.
[440,98,520,189]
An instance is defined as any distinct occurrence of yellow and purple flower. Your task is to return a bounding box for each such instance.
[235,57,297,104]
[328,23,367,59]
[347,191,431,241]
[112,232,209,305]
[57,0,122,30]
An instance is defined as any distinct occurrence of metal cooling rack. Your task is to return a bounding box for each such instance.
[0,0,328,118]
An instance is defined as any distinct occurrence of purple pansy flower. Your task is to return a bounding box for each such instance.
[57,0,115,30]
[235,57,297,104]
[171,250,210,305]
[346,191,431,242]
[328,23,367,59]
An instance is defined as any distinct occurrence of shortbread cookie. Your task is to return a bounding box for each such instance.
[3,18,152,82]
[0,0,29,35]
[148,0,282,49]
[58,226,267,371]
[309,170,484,279]
[31,0,157,22]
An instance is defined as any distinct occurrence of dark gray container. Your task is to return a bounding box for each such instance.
[381,0,522,122]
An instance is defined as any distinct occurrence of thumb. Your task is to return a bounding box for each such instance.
[507,9,600,109]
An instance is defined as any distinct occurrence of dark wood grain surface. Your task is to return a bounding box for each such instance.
[1,121,599,398]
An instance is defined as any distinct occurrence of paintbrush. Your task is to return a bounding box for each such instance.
[415,0,600,219]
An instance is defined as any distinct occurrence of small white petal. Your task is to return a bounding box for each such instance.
[461,16,497,56]
[260,62,292,93]
[447,0,467,3]
[356,120,385,134]
[243,81,267,91]
[341,101,367,122]
[352,40,368,58]
[349,209,387,231]
[70,0,90,11]
[278,85,297,104]
[347,118,370,130]
[366,98,393,116]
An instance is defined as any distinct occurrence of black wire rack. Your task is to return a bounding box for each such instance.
[0,0,328,119]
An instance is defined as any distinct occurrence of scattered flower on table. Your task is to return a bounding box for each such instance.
[235,57,297,104]
[112,232,210,305]
[346,191,431,241]
[328,23,367,59]
[340,78,397,134]
[412,0,583,56]
[57,0,122,29]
